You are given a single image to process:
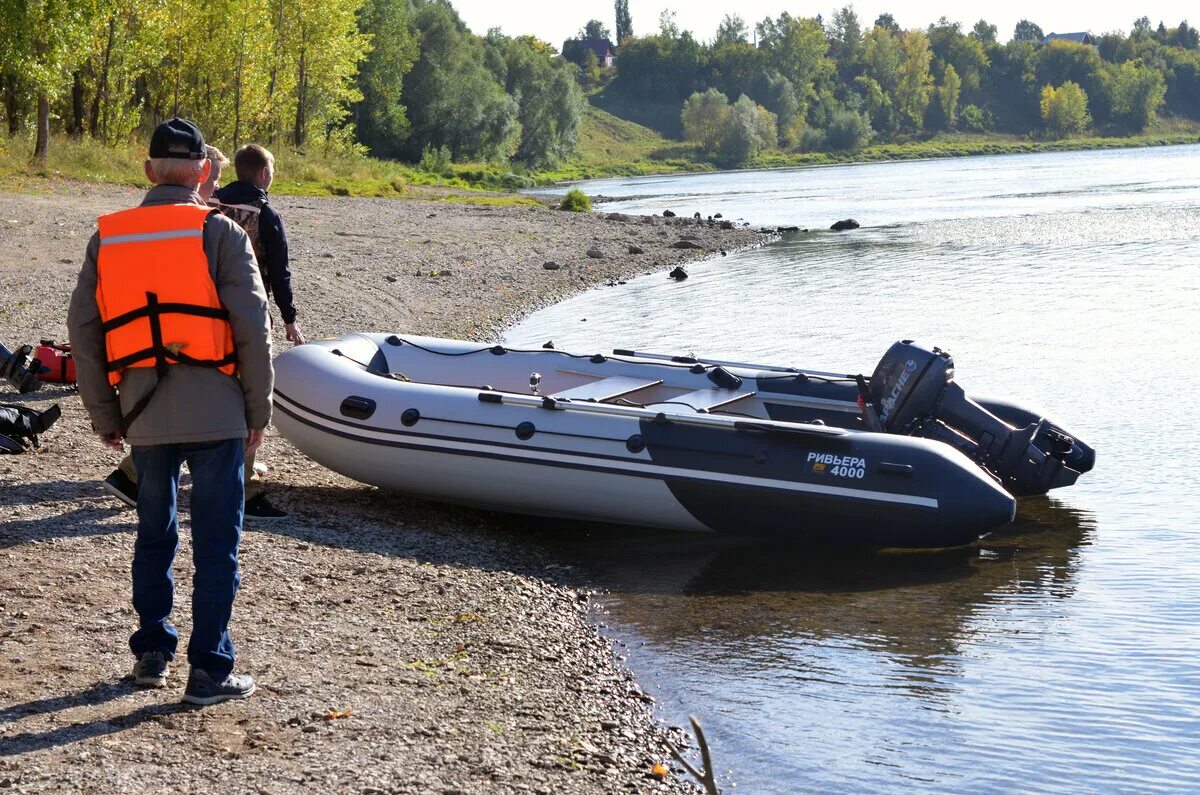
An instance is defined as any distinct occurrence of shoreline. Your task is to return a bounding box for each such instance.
[549,134,1200,195]
[0,183,760,792]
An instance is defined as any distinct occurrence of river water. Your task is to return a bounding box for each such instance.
[503,146,1200,792]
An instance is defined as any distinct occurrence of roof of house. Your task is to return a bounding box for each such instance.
[580,37,616,57]
[1042,32,1095,45]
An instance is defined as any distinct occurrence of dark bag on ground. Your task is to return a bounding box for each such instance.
[0,403,61,453]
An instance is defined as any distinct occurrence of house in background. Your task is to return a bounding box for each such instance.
[562,37,617,69]
[1042,32,1096,46]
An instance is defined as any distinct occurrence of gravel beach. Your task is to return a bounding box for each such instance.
[0,182,760,793]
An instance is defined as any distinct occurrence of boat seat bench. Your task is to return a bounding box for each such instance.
[656,388,756,413]
[553,376,662,402]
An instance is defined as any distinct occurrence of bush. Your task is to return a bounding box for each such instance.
[959,104,991,132]
[559,188,592,212]
[1040,82,1091,138]
[824,109,874,152]
[502,172,535,190]
[419,144,452,174]
[796,126,828,152]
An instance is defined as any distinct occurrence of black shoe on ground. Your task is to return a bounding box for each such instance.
[103,468,138,508]
[244,494,288,522]
[182,669,257,706]
[133,651,170,688]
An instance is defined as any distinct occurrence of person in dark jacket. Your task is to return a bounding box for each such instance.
[214,144,306,346]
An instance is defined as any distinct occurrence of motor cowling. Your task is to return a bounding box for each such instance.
[868,341,1093,496]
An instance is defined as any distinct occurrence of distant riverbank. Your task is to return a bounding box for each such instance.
[4,116,1199,201]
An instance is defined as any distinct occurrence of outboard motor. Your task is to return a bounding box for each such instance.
[868,341,1094,496]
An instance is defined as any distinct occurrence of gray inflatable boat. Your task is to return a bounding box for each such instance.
[272,335,1094,547]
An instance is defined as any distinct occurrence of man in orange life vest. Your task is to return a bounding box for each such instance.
[67,118,273,704]
[102,143,284,520]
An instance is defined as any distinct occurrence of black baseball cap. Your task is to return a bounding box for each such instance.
[149,117,205,159]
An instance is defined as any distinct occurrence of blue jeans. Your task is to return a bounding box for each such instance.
[129,438,244,680]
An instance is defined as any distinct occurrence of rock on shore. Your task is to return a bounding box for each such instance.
[0,182,759,793]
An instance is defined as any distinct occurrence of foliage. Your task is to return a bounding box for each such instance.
[720,94,774,166]
[896,30,935,131]
[401,1,517,161]
[419,143,451,173]
[1040,82,1090,137]
[959,103,991,132]
[581,20,611,41]
[1014,20,1044,43]
[823,108,873,151]
[714,15,749,48]
[938,64,962,129]
[1108,60,1167,131]
[353,0,418,158]
[559,187,591,211]
[681,88,731,152]
[614,0,633,44]
[486,32,584,168]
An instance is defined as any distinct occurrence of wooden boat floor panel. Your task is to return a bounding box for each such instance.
[552,376,664,403]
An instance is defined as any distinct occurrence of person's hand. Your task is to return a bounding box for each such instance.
[246,427,264,454]
[285,322,306,345]
[97,432,124,452]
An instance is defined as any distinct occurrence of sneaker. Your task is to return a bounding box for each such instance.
[182,668,257,706]
[244,494,288,522]
[133,651,170,688]
[102,468,138,508]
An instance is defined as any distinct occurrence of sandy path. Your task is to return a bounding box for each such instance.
[0,181,761,793]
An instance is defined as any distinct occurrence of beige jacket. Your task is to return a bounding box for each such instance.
[67,184,274,446]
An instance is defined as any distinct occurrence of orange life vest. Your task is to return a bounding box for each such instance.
[95,204,237,388]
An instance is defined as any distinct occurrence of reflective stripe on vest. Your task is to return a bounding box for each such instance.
[96,204,237,388]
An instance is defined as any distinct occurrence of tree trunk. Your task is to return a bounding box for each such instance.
[4,75,19,135]
[91,15,116,139]
[233,46,244,149]
[34,93,50,164]
[294,47,307,147]
[68,72,85,136]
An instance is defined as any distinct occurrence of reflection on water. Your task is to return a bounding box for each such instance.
[507,146,1200,792]
[512,499,1092,677]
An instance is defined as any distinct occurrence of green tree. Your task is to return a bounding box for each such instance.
[720,93,772,165]
[1037,40,1111,125]
[927,18,989,96]
[714,14,749,47]
[874,13,900,33]
[581,19,611,41]
[938,63,961,128]
[353,0,418,158]
[827,6,865,83]
[860,25,903,131]
[3,0,97,161]
[658,10,680,38]
[1132,17,1153,38]
[824,107,872,150]
[401,1,517,161]
[748,70,800,144]
[614,0,633,43]
[970,20,997,46]
[896,29,934,131]
[1014,19,1044,43]
[1108,59,1166,130]
[489,34,584,167]
[1040,81,1090,137]
[755,13,830,120]
[680,87,730,152]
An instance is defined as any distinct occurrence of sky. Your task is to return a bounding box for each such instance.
[450,1,1197,46]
